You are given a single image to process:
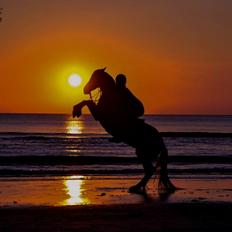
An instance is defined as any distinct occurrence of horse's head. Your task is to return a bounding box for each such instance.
[84,68,115,95]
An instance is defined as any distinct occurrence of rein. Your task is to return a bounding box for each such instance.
[89,88,102,104]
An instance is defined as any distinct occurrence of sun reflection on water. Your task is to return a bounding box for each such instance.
[62,176,89,205]
[65,117,83,154]
[66,118,83,135]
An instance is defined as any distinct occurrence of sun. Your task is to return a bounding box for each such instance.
[68,74,82,87]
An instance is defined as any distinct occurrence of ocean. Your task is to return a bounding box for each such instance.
[0,114,232,178]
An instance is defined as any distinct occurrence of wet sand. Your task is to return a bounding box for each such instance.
[0,176,231,231]
[0,175,231,206]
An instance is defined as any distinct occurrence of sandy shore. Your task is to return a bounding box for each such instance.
[0,203,231,231]
[0,175,231,205]
[0,176,231,231]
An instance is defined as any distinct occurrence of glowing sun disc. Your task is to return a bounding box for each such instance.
[68,74,82,87]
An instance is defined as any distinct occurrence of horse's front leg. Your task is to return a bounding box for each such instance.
[73,100,88,118]
[84,100,101,120]
[73,100,100,120]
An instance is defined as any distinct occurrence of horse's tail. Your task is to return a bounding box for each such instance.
[156,146,176,192]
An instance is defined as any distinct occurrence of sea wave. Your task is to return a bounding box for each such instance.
[1,131,231,177]
[0,155,231,165]
[0,167,231,177]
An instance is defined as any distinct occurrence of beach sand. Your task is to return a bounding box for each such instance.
[1,203,231,232]
[0,176,231,231]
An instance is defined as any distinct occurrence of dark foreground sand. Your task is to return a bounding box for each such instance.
[0,203,231,232]
[0,176,231,231]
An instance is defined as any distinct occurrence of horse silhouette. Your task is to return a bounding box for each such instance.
[73,68,176,193]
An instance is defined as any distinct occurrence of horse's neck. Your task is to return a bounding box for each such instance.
[98,89,117,107]
[100,88,115,99]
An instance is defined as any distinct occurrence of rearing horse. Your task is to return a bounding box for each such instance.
[73,68,176,193]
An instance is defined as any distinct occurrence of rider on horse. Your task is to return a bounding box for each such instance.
[73,68,176,193]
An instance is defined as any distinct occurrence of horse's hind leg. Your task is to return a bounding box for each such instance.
[157,147,176,192]
[129,155,155,193]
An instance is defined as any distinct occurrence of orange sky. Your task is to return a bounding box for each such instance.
[0,0,231,114]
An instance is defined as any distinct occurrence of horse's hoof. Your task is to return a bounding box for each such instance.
[158,183,177,194]
[166,187,176,193]
[128,185,145,194]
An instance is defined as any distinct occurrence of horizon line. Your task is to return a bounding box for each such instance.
[0,113,232,117]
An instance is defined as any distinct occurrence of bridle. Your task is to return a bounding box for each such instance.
[89,88,102,104]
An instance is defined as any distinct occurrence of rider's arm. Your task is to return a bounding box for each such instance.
[125,88,144,117]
